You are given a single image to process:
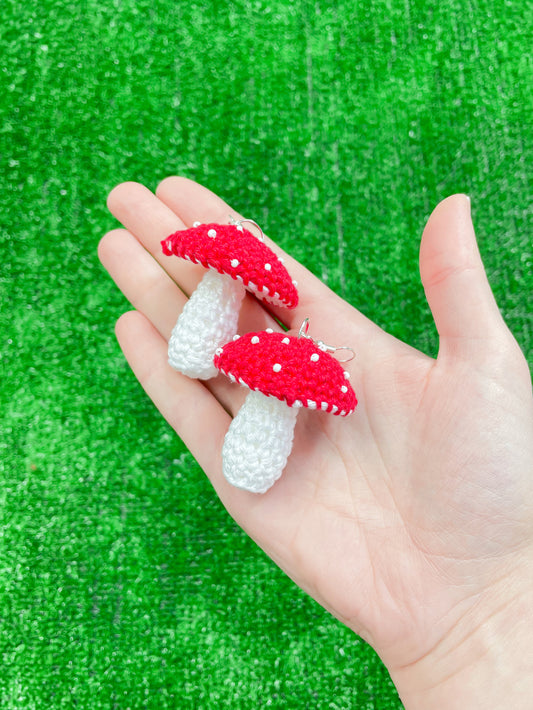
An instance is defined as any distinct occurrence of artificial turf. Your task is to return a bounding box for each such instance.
[1,0,532,707]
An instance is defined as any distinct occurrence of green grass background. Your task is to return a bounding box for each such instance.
[1,0,532,707]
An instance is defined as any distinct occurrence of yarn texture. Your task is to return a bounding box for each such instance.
[215,329,357,493]
[214,330,357,416]
[168,270,245,379]
[221,391,298,493]
[162,223,298,309]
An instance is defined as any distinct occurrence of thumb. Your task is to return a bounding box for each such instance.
[419,194,506,359]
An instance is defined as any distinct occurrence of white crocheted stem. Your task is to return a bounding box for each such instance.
[168,270,245,379]
[222,390,299,494]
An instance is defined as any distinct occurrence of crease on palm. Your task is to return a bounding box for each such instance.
[102,180,533,680]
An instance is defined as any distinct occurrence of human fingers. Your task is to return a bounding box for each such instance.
[115,310,291,514]
[115,310,230,475]
[106,181,297,333]
[107,178,395,369]
[99,228,268,414]
[155,176,376,333]
[98,228,186,340]
[99,224,281,337]
[107,181,206,297]
[107,179,286,310]
[419,194,511,362]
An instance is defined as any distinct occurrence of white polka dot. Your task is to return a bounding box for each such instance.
[343,370,350,379]
[292,280,298,287]
[251,336,260,344]
[215,348,223,356]
[281,337,290,344]
[278,257,285,264]
[231,259,239,268]
[307,400,317,409]
[207,228,217,238]
[321,402,329,411]
[232,334,241,341]
[273,363,282,372]
[341,385,348,393]
[236,225,244,232]
[193,221,201,227]
[266,328,273,333]
[264,263,272,271]
[310,353,319,362]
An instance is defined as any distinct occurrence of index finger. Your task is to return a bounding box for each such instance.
[155,176,349,331]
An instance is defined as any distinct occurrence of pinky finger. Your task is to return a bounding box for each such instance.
[115,310,230,485]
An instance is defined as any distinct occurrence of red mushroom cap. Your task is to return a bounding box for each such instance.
[161,223,298,309]
[214,331,357,416]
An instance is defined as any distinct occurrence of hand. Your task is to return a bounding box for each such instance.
[99,178,533,708]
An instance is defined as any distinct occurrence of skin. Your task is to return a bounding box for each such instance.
[99,177,533,707]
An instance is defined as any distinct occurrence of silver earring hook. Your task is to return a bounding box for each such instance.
[298,318,355,363]
[229,216,265,241]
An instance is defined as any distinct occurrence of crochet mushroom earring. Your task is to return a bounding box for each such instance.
[213,320,357,494]
[161,220,299,379]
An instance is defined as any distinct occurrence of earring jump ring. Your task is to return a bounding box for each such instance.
[297,318,355,362]
[228,215,265,241]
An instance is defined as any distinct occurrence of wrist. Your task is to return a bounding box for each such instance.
[389,562,533,709]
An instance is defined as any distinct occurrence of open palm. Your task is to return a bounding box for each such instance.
[99,178,533,696]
